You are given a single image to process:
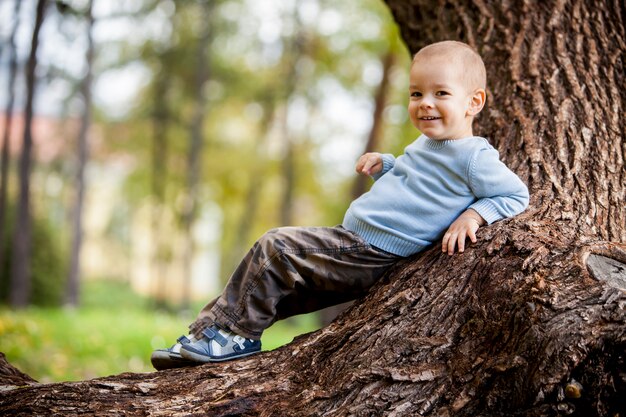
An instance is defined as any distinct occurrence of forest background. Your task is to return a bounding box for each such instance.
[0,0,417,382]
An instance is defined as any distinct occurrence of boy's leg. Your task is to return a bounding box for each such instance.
[189,226,400,341]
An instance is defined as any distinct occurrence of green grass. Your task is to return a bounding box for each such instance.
[0,280,320,383]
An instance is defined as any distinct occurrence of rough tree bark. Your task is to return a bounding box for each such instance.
[1,0,625,416]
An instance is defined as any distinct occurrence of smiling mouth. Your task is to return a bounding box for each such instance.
[419,116,441,121]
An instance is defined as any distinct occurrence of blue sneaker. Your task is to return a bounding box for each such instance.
[179,325,261,363]
[151,335,199,370]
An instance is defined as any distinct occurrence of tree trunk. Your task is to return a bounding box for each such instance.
[150,66,171,308]
[180,0,214,311]
[351,51,395,200]
[65,0,95,307]
[1,0,625,415]
[279,5,305,227]
[225,99,276,275]
[0,0,22,283]
[9,0,47,307]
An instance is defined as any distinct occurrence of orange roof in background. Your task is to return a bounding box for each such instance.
[0,112,80,163]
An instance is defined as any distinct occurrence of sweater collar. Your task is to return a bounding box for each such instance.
[422,135,479,149]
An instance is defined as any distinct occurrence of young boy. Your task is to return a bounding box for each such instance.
[151,40,529,370]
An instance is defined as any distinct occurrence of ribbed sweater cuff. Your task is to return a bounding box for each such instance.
[372,154,396,181]
[342,216,426,257]
[469,199,503,225]
[381,154,395,173]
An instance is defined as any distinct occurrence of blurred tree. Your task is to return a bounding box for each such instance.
[0,0,22,284]
[350,50,395,200]
[65,0,95,307]
[149,54,173,308]
[92,0,414,306]
[180,0,215,310]
[320,34,404,326]
[1,203,66,306]
[225,97,277,276]
[278,3,303,227]
[10,0,48,307]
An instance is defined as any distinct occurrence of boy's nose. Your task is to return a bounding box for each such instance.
[420,98,434,109]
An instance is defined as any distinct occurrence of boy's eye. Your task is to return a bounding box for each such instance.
[436,91,450,96]
[410,92,422,97]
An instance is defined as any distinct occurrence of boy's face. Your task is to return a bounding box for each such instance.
[408,57,483,140]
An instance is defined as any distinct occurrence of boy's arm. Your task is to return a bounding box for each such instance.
[356,153,396,180]
[467,148,530,224]
[443,148,529,255]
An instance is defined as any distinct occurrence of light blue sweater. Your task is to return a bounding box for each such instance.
[342,135,529,256]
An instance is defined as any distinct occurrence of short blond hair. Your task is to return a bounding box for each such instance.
[413,41,486,92]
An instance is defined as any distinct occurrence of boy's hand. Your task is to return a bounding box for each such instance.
[442,209,486,255]
[356,152,383,176]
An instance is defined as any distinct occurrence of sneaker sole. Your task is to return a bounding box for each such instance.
[179,347,261,363]
[151,351,198,370]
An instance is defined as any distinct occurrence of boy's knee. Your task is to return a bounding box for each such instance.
[262,227,296,242]
[258,227,297,254]
[258,228,281,246]
[256,228,283,253]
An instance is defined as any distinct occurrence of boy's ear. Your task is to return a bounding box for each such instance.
[467,88,486,116]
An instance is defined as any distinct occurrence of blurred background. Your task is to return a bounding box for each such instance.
[0,0,415,382]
